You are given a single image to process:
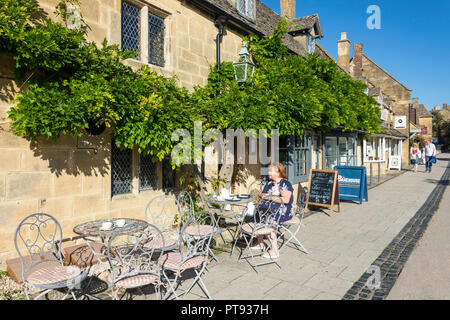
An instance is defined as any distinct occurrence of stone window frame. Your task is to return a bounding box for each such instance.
[120,0,175,74]
[111,145,163,200]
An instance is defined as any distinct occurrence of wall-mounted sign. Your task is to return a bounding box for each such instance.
[388,155,402,171]
[334,166,368,205]
[394,116,407,129]
[421,127,428,135]
[381,109,389,121]
[366,145,374,157]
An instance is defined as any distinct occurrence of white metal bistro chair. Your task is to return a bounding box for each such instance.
[144,194,181,252]
[178,191,222,262]
[107,223,166,300]
[14,213,87,300]
[161,211,215,300]
[237,195,285,273]
[278,186,309,254]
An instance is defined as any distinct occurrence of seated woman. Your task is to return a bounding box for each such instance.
[251,162,294,259]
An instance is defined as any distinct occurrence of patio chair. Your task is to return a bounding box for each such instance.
[14,213,87,300]
[107,223,165,300]
[237,195,285,273]
[161,211,215,300]
[278,186,309,254]
[178,191,222,262]
[144,194,181,252]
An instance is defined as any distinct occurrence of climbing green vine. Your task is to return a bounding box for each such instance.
[1,0,380,165]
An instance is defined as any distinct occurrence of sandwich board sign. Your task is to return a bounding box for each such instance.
[306,169,340,216]
[333,166,368,205]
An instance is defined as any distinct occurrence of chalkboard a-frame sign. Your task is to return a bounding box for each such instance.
[306,169,340,216]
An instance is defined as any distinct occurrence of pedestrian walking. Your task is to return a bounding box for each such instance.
[424,140,437,173]
[410,143,421,173]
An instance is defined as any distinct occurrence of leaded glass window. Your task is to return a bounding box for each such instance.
[139,153,157,191]
[162,158,176,191]
[148,12,165,67]
[121,1,140,59]
[111,143,133,196]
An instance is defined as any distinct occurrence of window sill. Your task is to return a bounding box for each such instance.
[111,193,136,201]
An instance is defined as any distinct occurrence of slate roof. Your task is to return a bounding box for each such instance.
[289,14,323,38]
[190,0,318,57]
[415,103,432,118]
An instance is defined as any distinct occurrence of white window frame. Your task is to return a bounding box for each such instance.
[363,137,386,163]
[237,0,256,21]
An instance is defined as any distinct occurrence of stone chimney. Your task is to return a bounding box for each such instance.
[412,97,419,108]
[410,107,417,125]
[353,43,363,77]
[444,103,449,111]
[337,32,350,71]
[280,0,296,20]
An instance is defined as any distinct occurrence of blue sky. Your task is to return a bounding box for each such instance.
[261,0,450,110]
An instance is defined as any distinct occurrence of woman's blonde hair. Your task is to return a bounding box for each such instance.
[269,162,288,180]
[413,143,418,148]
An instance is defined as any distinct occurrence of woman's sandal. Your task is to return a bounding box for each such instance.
[250,242,266,250]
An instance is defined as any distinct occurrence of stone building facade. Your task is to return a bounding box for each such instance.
[336,33,407,174]
[0,0,328,267]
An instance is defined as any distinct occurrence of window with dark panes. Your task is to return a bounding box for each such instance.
[162,158,176,191]
[139,153,158,191]
[111,143,133,196]
[148,12,165,67]
[121,1,141,59]
[277,133,312,184]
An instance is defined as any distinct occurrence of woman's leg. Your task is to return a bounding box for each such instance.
[251,235,264,248]
[267,231,279,256]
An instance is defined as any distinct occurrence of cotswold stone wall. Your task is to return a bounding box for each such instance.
[0,0,250,268]
[361,55,412,168]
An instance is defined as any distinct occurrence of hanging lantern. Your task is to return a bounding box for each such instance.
[233,41,256,82]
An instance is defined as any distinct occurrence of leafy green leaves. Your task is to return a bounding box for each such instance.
[4,0,381,169]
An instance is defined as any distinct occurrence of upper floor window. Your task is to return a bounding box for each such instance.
[237,0,255,20]
[121,1,141,60]
[306,33,316,54]
[121,1,165,67]
[148,12,165,67]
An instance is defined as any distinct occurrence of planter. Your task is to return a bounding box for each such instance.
[86,120,106,136]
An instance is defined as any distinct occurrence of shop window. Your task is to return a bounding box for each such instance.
[324,135,357,169]
[111,143,133,196]
[363,137,385,162]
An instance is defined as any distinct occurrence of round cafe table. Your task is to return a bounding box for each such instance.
[73,218,148,242]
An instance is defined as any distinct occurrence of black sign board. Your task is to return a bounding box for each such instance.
[306,169,340,216]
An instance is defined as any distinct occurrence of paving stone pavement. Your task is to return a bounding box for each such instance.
[185,152,450,300]
[76,153,449,301]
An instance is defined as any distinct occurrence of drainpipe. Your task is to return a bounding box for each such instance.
[214,16,227,70]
